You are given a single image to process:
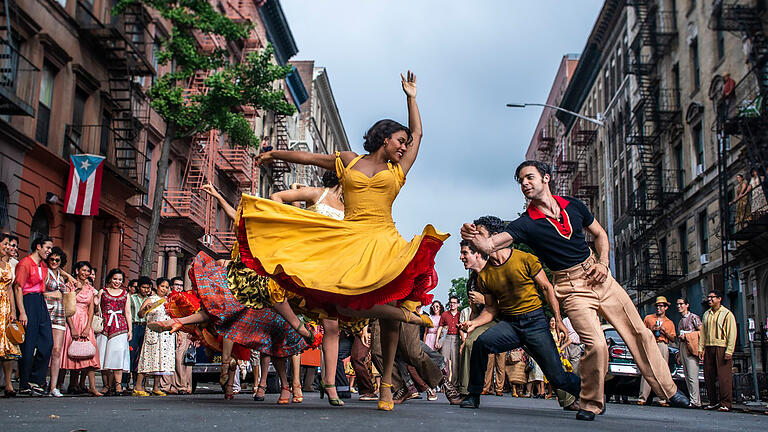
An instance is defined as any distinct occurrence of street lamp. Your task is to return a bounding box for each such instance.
[506,103,604,127]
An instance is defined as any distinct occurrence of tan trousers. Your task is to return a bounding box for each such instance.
[482,353,505,394]
[679,343,701,407]
[552,256,678,414]
[638,342,669,403]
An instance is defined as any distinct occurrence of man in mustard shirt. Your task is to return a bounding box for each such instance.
[459,216,580,409]
[699,289,737,411]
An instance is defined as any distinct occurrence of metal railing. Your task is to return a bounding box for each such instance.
[730,191,768,237]
[74,0,154,74]
[63,124,147,187]
[0,38,39,117]
[162,189,206,228]
[210,231,237,255]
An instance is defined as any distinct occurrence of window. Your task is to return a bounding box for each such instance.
[690,37,700,91]
[65,88,88,159]
[675,143,685,189]
[35,62,55,145]
[693,123,704,170]
[698,211,708,256]
[55,0,66,7]
[716,30,726,60]
[0,183,8,229]
[100,111,112,156]
[659,237,668,275]
[672,63,681,109]
[678,224,688,274]
[143,143,154,205]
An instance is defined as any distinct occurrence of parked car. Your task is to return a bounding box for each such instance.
[603,324,704,402]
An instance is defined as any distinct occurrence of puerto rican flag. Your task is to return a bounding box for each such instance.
[64,154,105,216]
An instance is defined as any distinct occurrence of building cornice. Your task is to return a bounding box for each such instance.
[558,0,626,131]
[258,0,298,66]
[313,68,349,151]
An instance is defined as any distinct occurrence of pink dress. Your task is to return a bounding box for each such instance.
[61,283,100,370]
[423,314,441,349]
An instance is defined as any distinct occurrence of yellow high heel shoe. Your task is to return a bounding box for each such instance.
[378,382,394,411]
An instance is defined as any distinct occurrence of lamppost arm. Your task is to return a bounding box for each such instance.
[506,103,604,127]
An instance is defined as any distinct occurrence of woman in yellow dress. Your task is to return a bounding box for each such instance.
[0,233,22,397]
[240,71,448,410]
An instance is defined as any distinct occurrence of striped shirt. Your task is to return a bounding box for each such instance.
[130,294,148,324]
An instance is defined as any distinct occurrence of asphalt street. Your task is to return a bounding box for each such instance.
[1,390,766,432]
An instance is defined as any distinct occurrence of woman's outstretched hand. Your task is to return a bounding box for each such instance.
[401,71,417,98]
[200,183,220,199]
[255,151,275,166]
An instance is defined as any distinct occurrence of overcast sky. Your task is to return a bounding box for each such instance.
[281,0,603,303]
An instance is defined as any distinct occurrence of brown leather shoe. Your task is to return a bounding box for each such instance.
[495,391,503,396]
[564,400,580,411]
[441,379,463,405]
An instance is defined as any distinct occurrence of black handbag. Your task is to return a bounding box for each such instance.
[183,344,197,366]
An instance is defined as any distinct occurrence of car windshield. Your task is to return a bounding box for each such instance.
[605,329,625,345]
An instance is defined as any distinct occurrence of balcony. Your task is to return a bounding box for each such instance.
[721,72,764,134]
[626,53,654,76]
[630,251,684,290]
[537,129,555,153]
[209,231,236,255]
[0,38,39,117]
[571,125,597,147]
[709,1,763,34]
[74,1,154,75]
[730,192,768,241]
[216,147,254,186]
[162,189,206,231]
[63,124,147,192]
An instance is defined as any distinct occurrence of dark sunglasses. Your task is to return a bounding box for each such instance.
[49,257,61,263]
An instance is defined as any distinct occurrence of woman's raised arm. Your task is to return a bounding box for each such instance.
[270,187,322,205]
[398,71,422,176]
[257,150,357,171]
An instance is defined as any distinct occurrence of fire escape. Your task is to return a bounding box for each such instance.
[266,112,292,191]
[710,1,768,260]
[0,0,39,117]
[552,135,578,197]
[69,1,154,191]
[537,129,556,164]
[570,122,599,207]
[625,1,684,297]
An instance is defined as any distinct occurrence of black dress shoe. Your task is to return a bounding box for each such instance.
[668,390,690,408]
[576,409,595,421]
[459,394,480,409]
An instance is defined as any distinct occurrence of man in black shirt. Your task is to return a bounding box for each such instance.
[461,160,689,421]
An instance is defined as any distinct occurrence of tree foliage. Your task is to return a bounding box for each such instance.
[449,277,470,310]
[114,0,295,147]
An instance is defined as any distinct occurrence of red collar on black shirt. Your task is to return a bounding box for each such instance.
[526,195,573,239]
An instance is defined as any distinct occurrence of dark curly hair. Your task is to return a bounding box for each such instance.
[105,268,125,285]
[47,247,67,268]
[321,170,340,188]
[473,215,505,235]
[515,160,551,183]
[363,119,412,153]
[73,260,92,274]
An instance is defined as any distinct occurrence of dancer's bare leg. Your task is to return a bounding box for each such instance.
[378,316,400,405]
[272,301,313,339]
[337,304,425,325]
[274,357,291,401]
[220,338,235,391]
[256,354,270,398]
[290,354,302,399]
[151,310,212,330]
[321,319,340,400]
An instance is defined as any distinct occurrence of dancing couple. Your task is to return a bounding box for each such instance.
[461,160,691,421]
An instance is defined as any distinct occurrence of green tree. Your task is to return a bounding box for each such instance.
[449,277,470,310]
[115,0,296,276]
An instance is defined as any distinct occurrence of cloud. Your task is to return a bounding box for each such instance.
[281,0,603,301]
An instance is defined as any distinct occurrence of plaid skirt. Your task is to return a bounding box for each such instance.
[190,252,307,358]
[44,295,66,330]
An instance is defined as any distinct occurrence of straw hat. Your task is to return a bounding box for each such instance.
[654,296,670,306]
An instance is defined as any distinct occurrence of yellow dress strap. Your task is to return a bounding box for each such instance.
[334,151,345,179]
[346,154,365,170]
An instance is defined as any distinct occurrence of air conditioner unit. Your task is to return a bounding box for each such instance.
[700,253,710,265]
[727,241,738,251]
[696,164,704,175]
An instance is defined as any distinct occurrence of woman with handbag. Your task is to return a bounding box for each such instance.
[134,278,175,396]
[0,233,22,397]
[44,247,76,397]
[96,269,131,396]
[60,261,102,396]
[504,348,527,397]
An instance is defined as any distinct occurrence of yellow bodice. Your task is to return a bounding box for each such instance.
[334,153,404,226]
